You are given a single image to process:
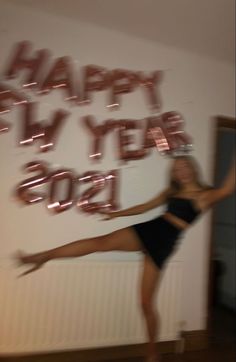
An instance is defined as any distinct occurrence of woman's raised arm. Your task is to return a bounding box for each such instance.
[205,157,235,207]
[102,188,171,219]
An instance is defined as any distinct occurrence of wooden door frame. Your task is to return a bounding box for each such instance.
[207,115,236,331]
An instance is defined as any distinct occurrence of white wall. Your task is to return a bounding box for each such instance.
[0,0,235,343]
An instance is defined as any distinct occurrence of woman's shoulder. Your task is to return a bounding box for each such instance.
[199,185,215,196]
[167,185,214,200]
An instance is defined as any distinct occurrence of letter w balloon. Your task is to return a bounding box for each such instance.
[19,102,69,152]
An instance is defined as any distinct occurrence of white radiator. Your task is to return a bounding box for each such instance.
[0,259,183,354]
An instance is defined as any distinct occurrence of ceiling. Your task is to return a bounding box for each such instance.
[5,0,235,63]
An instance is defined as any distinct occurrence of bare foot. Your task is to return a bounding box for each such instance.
[13,250,48,277]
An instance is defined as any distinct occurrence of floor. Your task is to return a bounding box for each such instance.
[2,306,235,362]
[118,306,236,362]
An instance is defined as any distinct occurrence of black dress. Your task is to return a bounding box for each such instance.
[132,197,201,269]
[132,216,182,269]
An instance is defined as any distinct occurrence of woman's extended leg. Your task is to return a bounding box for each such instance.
[15,227,143,276]
[140,255,163,362]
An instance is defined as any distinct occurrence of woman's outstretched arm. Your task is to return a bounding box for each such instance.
[103,188,171,219]
[205,157,235,207]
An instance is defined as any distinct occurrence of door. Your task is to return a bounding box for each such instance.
[208,117,236,327]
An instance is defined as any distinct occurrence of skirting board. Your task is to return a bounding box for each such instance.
[0,329,208,361]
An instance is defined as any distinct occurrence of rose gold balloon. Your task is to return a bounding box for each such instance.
[77,169,120,213]
[0,82,28,113]
[149,127,170,154]
[0,82,28,135]
[0,119,11,133]
[81,65,108,105]
[40,56,77,101]
[143,117,157,149]
[162,111,193,153]
[82,116,116,161]
[4,41,49,89]
[77,171,106,213]
[108,69,138,110]
[139,70,163,112]
[48,169,75,213]
[15,161,49,204]
[117,120,146,161]
[143,116,170,154]
[104,169,120,211]
[20,102,69,152]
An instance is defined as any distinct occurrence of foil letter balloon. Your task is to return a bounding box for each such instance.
[82,116,116,161]
[104,169,120,211]
[77,171,106,213]
[0,82,28,134]
[108,69,138,110]
[139,71,163,112]
[117,120,146,161]
[4,41,49,89]
[0,83,27,113]
[162,111,193,153]
[15,161,49,204]
[48,170,75,213]
[77,169,120,213]
[20,102,69,152]
[0,119,10,133]
[143,116,170,154]
[81,65,108,105]
[40,56,77,101]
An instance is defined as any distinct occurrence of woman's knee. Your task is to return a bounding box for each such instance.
[140,295,155,314]
[96,234,114,251]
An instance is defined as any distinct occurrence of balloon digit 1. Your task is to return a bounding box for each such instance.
[77,169,120,213]
[77,171,106,213]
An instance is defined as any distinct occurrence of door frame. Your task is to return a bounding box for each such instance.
[207,116,236,330]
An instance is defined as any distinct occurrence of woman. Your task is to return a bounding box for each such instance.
[15,155,235,362]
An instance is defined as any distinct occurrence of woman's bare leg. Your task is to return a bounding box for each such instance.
[15,227,143,276]
[140,255,163,362]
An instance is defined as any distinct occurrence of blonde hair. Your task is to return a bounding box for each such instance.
[169,155,211,194]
